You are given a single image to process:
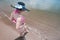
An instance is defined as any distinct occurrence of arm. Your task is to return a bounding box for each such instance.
[9,12,14,21]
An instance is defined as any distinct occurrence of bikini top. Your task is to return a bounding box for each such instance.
[12,10,25,24]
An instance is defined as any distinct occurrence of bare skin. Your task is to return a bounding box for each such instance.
[10,9,29,37]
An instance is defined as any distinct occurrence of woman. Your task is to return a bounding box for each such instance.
[10,2,30,40]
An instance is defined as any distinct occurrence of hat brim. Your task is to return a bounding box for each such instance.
[22,8,30,11]
[14,5,30,11]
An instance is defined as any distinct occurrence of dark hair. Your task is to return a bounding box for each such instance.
[16,8,24,11]
[18,2,25,6]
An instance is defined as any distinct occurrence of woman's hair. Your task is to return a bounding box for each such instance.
[16,8,24,11]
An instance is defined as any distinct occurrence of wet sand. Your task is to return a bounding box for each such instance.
[0,9,60,40]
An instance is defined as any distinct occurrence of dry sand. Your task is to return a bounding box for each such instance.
[0,9,60,40]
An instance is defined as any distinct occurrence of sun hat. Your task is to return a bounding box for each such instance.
[14,2,30,11]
